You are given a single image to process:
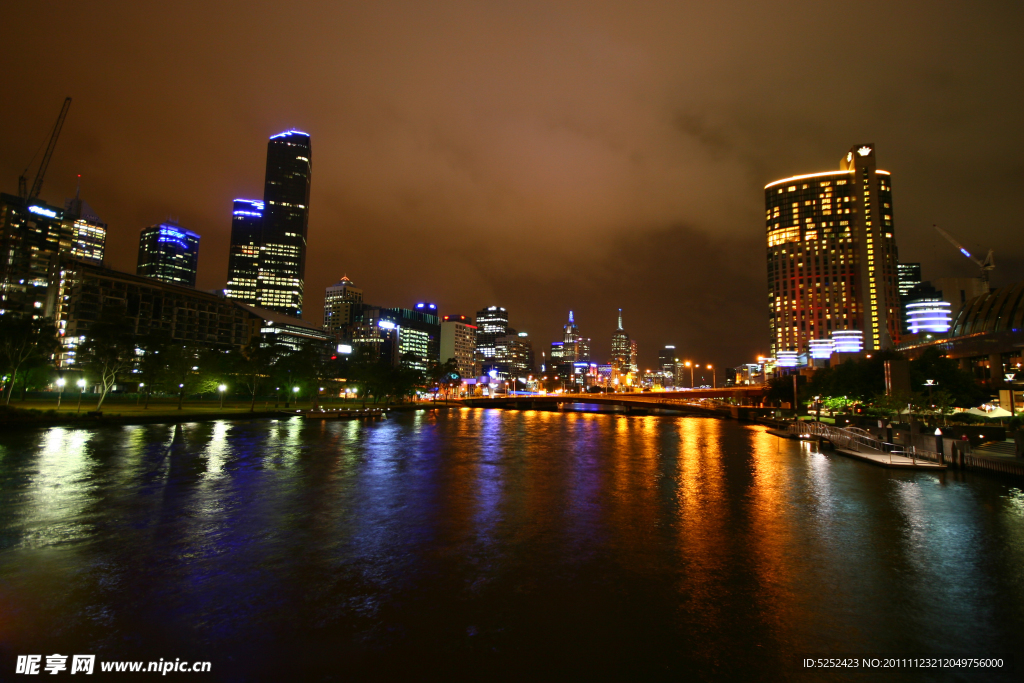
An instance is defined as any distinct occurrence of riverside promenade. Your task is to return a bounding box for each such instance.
[783,420,946,470]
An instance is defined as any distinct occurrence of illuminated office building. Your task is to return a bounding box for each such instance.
[136,222,200,288]
[610,309,631,370]
[766,144,901,357]
[63,193,106,266]
[226,131,311,317]
[257,130,311,316]
[0,193,70,317]
[441,315,477,378]
[898,262,921,300]
[475,306,509,358]
[225,199,263,304]
[323,275,363,333]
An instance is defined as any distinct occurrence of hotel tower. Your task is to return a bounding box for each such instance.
[765,144,901,359]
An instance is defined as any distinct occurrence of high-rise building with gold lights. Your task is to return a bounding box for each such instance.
[765,144,901,358]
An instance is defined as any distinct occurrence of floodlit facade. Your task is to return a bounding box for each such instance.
[440,315,477,378]
[766,144,901,358]
[136,222,200,288]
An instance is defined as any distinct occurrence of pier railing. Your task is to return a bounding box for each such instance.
[789,421,1024,477]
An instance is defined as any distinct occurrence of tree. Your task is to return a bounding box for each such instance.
[0,316,58,405]
[234,341,283,411]
[908,347,986,408]
[77,310,137,410]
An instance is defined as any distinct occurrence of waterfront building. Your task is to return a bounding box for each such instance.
[0,193,69,317]
[766,144,902,358]
[323,276,364,332]
[137,222,200,288]
[440,315,477,378]
[358,304,440,371]
[234,302,332,351]
[475,306,508,358]
[494,331,534,383]
[225,199,263,304]
[63,192,106,266]
[256,130,311,316]
[46,258,262,367]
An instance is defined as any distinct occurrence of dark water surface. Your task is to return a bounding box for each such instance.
[1,410,1022,681]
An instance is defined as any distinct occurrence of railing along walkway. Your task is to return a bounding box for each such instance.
[788,421,933,467]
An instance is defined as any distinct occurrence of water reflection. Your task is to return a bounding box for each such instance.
[0,414,1021,680]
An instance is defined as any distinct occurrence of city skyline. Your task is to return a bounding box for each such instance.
[2,1,1022,370]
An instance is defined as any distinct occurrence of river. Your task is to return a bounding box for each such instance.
[1,409,1021,680]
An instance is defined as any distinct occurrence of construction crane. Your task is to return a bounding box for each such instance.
[17,96,72,202]
[933,224,995,285]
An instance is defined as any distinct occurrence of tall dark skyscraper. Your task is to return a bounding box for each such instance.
[225,199,263,304]
[258,130,311,316]
[137,222,200,288]
[225,130,312,318]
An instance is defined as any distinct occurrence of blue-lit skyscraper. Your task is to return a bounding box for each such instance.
[257,130,311,316]
[137,222,200,288]
[225,199,263,303]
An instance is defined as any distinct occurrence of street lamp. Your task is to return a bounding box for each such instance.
[137,382,145,405]
[218,384,227,409]
[76,378,86,414]
[56,377,65,410]
[923,379,937,404]
[1005,373,1017,416]
[685,361,693,389]
[707,364,715,389]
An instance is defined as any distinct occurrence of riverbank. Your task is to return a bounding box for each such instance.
[0,398,461,429]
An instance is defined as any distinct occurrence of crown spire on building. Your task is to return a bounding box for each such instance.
[617,308,623,331]
[568,310,574,324]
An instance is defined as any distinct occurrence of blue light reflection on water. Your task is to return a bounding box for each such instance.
[0,413,1022,681]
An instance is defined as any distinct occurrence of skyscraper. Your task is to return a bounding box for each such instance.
[225,199,263,304]
[323,275,363,332]
[0,193,69,317]
[610,309,630,370]
[64,186,106,266]
[257,130,311,316]
[561,311,590,363]
[136,222,200,288]
[765,144,901,357]
[226,130,312,317]
[475,306,509,358]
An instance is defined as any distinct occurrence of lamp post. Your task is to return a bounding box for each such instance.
[707,364,715,389]
[56,378,65,410]
[218,384,227,409]
[685,361,693,389]
[1005,373,1017,416]
[923,379,937,404]
[291,386,299,409]
[76,378,86,414]
[137,382,144,405]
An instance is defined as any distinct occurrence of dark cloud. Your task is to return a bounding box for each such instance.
[1,0,1022,369]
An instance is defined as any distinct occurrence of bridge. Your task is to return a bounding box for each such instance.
[459,387,770,419]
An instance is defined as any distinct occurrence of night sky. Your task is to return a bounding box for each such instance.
[2,1,1022,373]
